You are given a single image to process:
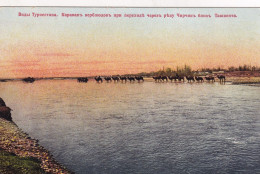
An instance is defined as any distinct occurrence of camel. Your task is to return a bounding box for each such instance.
[178,76,185,82]
[135,76,144,82]
[95,76,103,83]
[153,76,167,82]
[168,76,174,82]
[205,76,215,82]
[174,73,184,82]
[168,76,178,82]
[217,75,225,82]
[128,77,135,82]
[120,76,127,82]
[161,76,168,82]
[153,76,161,82]
[195,76,204,82]
[186,76,195,82]
[112,76,120,82]
[77,77,88,83]
[104,77,112,82]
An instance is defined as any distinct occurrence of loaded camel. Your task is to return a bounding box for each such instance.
[135,76,144,82]
[112,76,120,82]
[153,76,167,82]
[128,77,135,82]
[175,73,184,82]
[152,76,161,82]
[178,76,185,82]
[95,76,103,83]
[195,76,204,82]
[168,76,178,82]
[205,76,215,82]
[217,75,225,82]
[161,76,168,82]
[186,76,195,82]
[104,77,112,82]
[120,76,127,82]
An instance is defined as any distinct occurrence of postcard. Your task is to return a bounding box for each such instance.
[0,6,260,174]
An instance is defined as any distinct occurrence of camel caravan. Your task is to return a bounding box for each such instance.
[77,74,225,83]
[152,73,225,83]
[90,76,144,83]
[76,76,145,83]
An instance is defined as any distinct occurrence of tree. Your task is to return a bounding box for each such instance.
[165,68,172,76]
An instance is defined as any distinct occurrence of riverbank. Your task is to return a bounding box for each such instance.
[0,98,72,174]
[0,147,45,173]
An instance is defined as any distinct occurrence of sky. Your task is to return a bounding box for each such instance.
[0,7,259,78]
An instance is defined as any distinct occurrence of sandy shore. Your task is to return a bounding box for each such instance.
[0,114,72,173]
[228,77,260,86]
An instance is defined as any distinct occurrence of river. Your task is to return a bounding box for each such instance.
[0,80,259,174]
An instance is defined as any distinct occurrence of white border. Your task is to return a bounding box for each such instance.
[0,0,259,7]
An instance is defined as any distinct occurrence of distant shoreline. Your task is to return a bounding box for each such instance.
[0,70,260,82]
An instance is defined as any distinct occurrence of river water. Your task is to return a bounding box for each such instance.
[0,80,259,174]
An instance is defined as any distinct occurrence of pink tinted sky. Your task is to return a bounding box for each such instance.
[0,7,259,78]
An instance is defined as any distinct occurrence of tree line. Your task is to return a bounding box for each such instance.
[129,64,260,77]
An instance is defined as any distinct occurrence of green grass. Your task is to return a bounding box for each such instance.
[0,149,46,174]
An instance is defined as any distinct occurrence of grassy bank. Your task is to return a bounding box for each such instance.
[0,148,45,174]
